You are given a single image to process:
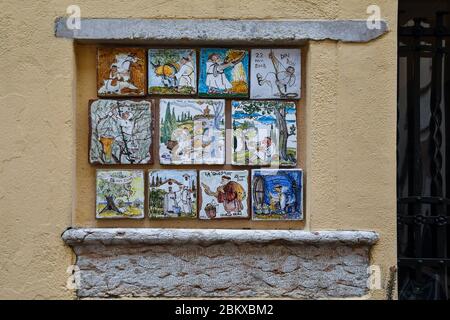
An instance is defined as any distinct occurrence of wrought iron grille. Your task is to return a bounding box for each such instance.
[398,6,450,300]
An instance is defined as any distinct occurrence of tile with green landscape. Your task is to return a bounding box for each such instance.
[159,99,225,165]
[96,170,144,219]
[231,100,297,166]
[148,170,197,219]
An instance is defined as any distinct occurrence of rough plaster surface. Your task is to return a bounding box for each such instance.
[0,0,397,299]
[63,228,377,298]
[55,18,388,43]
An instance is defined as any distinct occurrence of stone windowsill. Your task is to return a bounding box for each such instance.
[62,228,379,246]
[62,228,379,298]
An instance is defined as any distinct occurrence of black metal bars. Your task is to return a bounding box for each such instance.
[398,10,450,300]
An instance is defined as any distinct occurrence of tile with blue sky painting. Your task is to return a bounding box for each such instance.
[231,100,297,166]
[199,48,249,97]
[251,169,303,221]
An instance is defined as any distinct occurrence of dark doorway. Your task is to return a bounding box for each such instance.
[398,0,450,299]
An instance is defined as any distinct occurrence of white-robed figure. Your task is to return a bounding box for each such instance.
[163,186,177,215]
[249,137,275,164]
[180,187,193,214]
[256,50,296,97]
[115,109,134,136]
[270,185,287,212]
[174,54,195,89]
[179,174,193,214]
[98,53,140,94]
[110,108,138,162]
[170,127,192,163]
[206,53,234,93]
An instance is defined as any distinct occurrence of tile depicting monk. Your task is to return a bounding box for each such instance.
[97,47,146,96]
[199,170,249,219]
[148,170,197,219]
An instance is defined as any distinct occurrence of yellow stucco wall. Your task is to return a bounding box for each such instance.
[0,0,397,299]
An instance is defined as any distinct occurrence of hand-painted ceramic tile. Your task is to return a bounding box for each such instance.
[199,170,248,219]
[250,49,301,99]
[251,169,303,221]
[96,170,145,219]
[89,99,153,164]
[148,49,197,95]
[231,100,297,166]
[148,170,197,219]
[159,99,225,165]
[199,48,249,97]
[97,47,146,96]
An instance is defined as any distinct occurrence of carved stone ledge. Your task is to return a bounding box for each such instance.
[55,18,389,44]
[62,228,379,299]
[62,228,379,246]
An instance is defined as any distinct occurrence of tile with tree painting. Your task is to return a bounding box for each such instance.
[159,99,225,165]
[231,100,297,166]
[89,99,153,164]
[96,170,145,219]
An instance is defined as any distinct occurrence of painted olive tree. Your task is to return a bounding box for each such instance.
[238,101,296,163]
[97,172,135,214]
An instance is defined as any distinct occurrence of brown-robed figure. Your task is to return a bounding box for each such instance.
[202,175,245,215]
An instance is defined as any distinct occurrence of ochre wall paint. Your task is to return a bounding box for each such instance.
[0,0,397,299]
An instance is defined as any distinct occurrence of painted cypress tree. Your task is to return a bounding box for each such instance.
[161,103,173,143]
[171,108,177,130]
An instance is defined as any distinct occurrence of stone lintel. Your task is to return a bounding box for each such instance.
[55,18,388,44]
